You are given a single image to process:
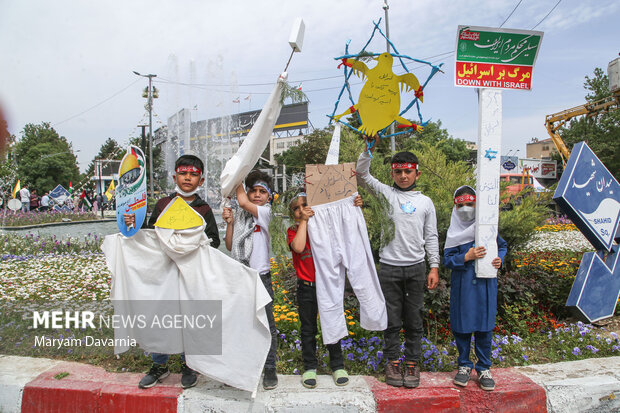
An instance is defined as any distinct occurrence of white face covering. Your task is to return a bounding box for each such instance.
[174,184,199,197]
[456,205,475,222]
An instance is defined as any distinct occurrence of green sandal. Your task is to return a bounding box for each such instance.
[333,369,349,386]
[302,369,317,389]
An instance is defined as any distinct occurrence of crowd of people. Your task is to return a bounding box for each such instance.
[1,183,112,213]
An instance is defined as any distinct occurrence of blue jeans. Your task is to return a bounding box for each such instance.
[151,353,185,365]
[452,330,493,371]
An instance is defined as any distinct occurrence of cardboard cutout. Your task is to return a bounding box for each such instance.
[116,146,147,237]
[305,163,357,206]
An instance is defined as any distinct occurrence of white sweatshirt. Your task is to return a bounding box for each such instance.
[356,151,440,268]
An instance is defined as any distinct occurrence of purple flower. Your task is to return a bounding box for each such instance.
[572,347,581,356]
[522,355,529,361]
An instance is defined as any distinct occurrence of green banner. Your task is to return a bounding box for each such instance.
[456,26,543,66]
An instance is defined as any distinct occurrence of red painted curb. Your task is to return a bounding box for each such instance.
[365,368,547,413]
[21,361,183,413]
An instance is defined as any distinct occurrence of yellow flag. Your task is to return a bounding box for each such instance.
[105,180,116,201]
[12,180,20,199]
[154,197,204,230]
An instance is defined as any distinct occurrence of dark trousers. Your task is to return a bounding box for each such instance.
[379,262,426,362]
[151,353,185,365]
[260,271,278,369]
[297,281,344,371]
[453,330,493,372]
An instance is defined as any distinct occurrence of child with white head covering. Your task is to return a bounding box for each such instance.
[444,185,507,392]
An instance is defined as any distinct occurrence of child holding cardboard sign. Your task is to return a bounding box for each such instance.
[287,188,367,388]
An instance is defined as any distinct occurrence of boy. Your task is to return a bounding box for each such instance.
[222,170,278,390]
[356,139,439,388]
[124,154,220,389]
[288,189,364,388]
[444,185,507,391]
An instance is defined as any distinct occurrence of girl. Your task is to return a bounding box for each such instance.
[444,185,507,391]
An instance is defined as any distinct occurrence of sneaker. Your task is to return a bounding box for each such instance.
[332,369,349,386]
[138,364,170,389]
[453,366,472,387]
[263,367,278,390]
[385,360,403,387]
[180,363,198,389]
[403,361,420,388]
[302,369,317,389]
[478,369,495,391]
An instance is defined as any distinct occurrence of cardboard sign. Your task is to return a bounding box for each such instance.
[116,146,147,237]
[305,163,357,206]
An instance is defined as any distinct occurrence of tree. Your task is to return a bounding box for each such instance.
[84,138,124,177]
[560,67,620,179]
[14,123,80,192]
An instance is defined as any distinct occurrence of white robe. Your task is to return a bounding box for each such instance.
[101,225,272,393]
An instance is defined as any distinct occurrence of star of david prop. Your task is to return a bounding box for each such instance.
[328,19,443,153]
[553,142,620,322]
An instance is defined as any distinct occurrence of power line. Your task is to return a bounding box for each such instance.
[531,0,562,30]
[500,0,524,28]
[53,79,141,126]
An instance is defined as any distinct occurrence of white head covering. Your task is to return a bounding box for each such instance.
[444,185,476,249]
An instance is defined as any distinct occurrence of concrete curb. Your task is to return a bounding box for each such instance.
[2,355,620,412]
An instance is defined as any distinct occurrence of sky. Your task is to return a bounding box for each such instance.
[1,0,618,172]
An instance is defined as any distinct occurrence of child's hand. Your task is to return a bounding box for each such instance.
[222,207,233,224]
[465,246,486,261]
[123,213,135,226]
[300,206,314,221]
[492,257,502,269]
[364,135,377,153]
[353,195,363,207]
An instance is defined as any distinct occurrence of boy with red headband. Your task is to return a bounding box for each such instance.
[222,169,279,390]
[444,185,507,391]
[124,154,220,389]
[356,141,440,388]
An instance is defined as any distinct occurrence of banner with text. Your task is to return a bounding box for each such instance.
[455,25,543,91]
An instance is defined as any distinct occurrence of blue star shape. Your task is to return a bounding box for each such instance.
[484,149,498,160]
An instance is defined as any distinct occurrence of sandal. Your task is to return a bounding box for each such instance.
[332,369,349,386]
[302,369,317,389]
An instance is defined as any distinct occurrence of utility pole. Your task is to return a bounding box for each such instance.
[383,0,395,153]
[133,71,158,197]
[138,124,148,157]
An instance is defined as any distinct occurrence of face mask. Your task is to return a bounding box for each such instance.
[456,205,475,222]
[174,184,199,197]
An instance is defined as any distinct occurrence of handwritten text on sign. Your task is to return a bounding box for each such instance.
[305,163,357,206]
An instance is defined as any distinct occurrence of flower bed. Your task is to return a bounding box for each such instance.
[0,228,618,377]
[0,210,98,227]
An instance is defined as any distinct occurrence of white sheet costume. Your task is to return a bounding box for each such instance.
[102,199,272,393]
[307,194,388,344]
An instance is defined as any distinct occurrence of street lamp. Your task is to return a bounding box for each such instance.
[133,71,158,196]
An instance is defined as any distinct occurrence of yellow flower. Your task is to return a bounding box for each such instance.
[293,318,298,322]
[348,321,355,326]
[346,316,353,320]
[349,331,355,335]
[282,290,288,294]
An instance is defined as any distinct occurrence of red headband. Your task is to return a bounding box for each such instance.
[176,165,202,175]
[454,194,475,204]
[392,162,417,170]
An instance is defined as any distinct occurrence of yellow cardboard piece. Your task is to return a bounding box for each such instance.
[154,197,204,229]
[333,52,422,137]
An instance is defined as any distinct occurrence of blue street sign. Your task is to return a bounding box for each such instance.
[566,246,620,322]
[554,142,620,252]
[554,141,620,322]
